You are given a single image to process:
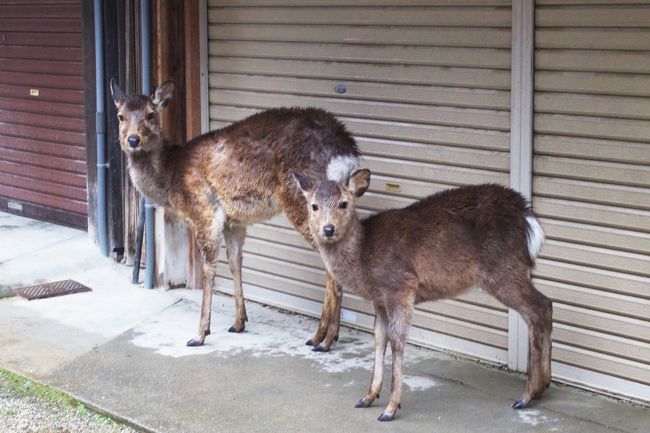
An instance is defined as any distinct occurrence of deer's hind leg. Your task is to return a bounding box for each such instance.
[224,224,247,333]
[483,271,553,408]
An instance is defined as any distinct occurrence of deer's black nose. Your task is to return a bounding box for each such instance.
[127,135,141,148]
[323,224,335,238]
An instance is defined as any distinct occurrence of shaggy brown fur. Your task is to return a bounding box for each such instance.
[296,170,553,421]
[111,79,358,347]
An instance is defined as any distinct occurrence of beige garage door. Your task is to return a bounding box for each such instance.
[533,0,650,401]
[207,0,512,362]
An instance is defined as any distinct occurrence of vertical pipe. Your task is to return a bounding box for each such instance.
[141,0,155,289]
[131,197,145,283]
[94,0,109,257]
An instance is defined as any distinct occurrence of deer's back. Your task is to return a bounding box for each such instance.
[361,184,533,301]
[169,107,358,224]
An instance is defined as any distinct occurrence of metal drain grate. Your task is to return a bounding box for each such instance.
[14,279,92,300]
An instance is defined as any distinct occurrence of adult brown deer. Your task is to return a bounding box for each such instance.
[110,79,359,348]
[294,169,553,421]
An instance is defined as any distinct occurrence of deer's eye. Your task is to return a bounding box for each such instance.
[117,114,125,122]
[338,201,348,210]
[146,112,155,120]
[311,204,319,212]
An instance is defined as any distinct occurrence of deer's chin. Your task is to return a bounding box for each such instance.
[316,234,341,245]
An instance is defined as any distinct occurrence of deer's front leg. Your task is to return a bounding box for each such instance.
[307,273,341,351]
[187,224,223,347]
[224,224,247,333]
[356,304,388,408]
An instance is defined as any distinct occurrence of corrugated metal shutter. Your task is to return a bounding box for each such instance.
[207,0,512,362]
[0,1,88,229]
[533,0,650,401]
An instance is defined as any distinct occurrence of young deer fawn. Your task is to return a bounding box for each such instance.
[110,79,359,348]
[294,169,553,421]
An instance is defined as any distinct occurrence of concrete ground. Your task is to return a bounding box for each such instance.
[0,211,648,433]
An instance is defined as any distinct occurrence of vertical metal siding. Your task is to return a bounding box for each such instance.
[207,0,512,361]
[0,0,88,228]
[533,0,650,400]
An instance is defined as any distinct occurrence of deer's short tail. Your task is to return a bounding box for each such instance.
[327,154,360,182]
[525,212,545,261]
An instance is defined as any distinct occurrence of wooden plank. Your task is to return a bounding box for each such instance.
[208,57,511,90]
[0,46,82,62]
[534,197,650,233]
[209,89,510,131]
[0,134,85,159]
[536,6,650,28]
[209,6,512,27]
[0,18,81,32]
[536,29,650,51]
[0,121,85,145]
[358,137,509,171]
[0,184,86,215]
[364,155,508,185]
[541,239,650,278]
[0,149,86,178]
[0,31,82,47]
[553,343,650,385]
[417,299,508,330]
[0,172,86,201]
[209,73,510,110]
[209,41,511,69]
[536,49,650,74]
[0,109,85,133]
[0,58,82,76]
[209,23,511,48]
[554,303,650,343]
[0,71,84,90]
[210,105,511,150]
[534,135,650,165]
[211,0,511,6]
[535,71,650,98]
[0,96,84,118]
[0,159,86,188]
[534,259,650,299]
[533,156,650,188]
[554,324,650,365]
[534,113,650,144]
[533,176,650,211]
[541,218,650,255]
[0,84,84,104]
[535,92,650,121]
[0,4,81,18]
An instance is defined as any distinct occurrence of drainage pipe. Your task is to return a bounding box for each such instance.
[94,0,109,257]
[141,0,155,289]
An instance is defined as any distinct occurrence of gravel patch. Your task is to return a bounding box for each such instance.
[0,371,140,433]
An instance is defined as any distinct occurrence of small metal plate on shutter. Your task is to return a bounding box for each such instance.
[14,279,92,300]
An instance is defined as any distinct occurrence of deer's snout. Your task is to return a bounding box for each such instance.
[127,135,141,148]
[323,224,336,238]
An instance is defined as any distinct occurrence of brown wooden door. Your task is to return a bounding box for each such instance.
[0,0,88,229]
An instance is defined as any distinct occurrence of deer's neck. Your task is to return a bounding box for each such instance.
[127,142,173,207]
[318,218,372,300]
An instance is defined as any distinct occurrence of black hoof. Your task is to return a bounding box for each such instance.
[378,412,395,422]
[186,338,204,347]
[312,343,329,352]
[355,399,370,408]
[205,329,211,336]
[228,326,244,333]
[334,334,339,342]
[512,399,528,409]
[305,339,315,346]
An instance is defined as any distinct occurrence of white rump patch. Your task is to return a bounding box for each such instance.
[327,154,359,182]
[525,215,545,260]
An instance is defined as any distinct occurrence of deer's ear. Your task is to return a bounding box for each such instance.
[110,78,125,106]
[292,171,315,197]
[152,80,175,111]
[348,169,370,198]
